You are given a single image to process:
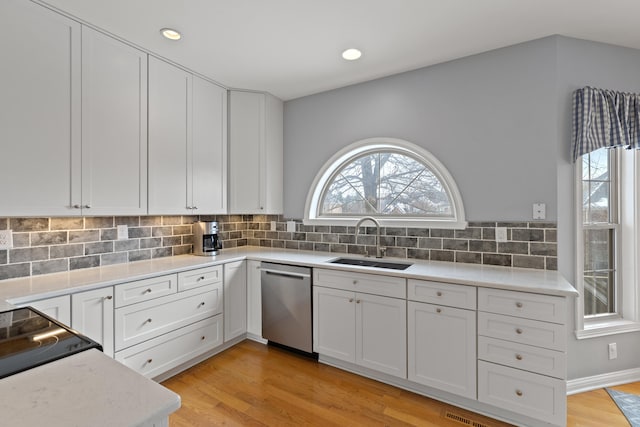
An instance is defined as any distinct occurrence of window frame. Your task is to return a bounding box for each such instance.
[303,137,467,228]
[575,148,640,339]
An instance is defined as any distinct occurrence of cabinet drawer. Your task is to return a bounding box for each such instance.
[478,336,566,379]
[408,279,476,309]
[115,283,223,350]
[115,315,222,378]
[478,361,566,426]
[178,265,222,292]
[314,268,405,299]
[478,288,566,324]
[478,312,566,351]
[115,274,177,307]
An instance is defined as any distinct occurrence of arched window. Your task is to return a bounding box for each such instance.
[304,138,467,228]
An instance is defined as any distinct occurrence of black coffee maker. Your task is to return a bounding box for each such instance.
[193,221,222,256]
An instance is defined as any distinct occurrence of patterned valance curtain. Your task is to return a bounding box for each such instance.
[571,86,640,162]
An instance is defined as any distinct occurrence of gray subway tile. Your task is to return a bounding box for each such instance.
[101,252,128,266]
[483,253,512,267]
[385,247,406,258]
[329,244,347,253]
[455,228,481,239]
[355,235,375,246]
[0,263,30,280]
[115,240,139,252]
[173,245,192,256]
[260,239,272,247]
[101,228,117,241]
[85,217,114,229]
[469,240,496,252]
[443,239,468,251]
[115,216,141,227]
[468,221,496,227]
[272,240,285,248]
[162,216,182,226]
[397,237,418,248]
[152,247,173,258]
[385,227,406,236]
[140,216,162,226]
[51,244,83,259]
[0,218,7,230]
[482,228,496,240]
[299,242,314,251]
[407,248,430,260]
[69,230,100,243]
[10,218,49,232]
[430,229,454,238]
[430,250,454,262]
[292,232,307,241]
[163,236,182,247]
[12,233,30,248]
[456,252,482,264]
[9,247,48,263]
[285,241,299,250]
[407,228,430,237]
[314,243,330,252]
[546,257,558,270]
[0,250,6,264]
[340,234,356,244]
[545,229,557,243]
[530,242,557,256]
[51,217,83,230]
[70,255,100,270]
[85,241,114,255]
[140,238,162,249]
[173,225,192,235]
[498,242,529,255]
[129,227,151,238]
[511,228,544,242]
[322,234,339,243]
[128,250,151,262]
[528,222,557,229]
[497,222,528,228]
[32,259,68,276]
[347,245,367,256]
[418,238,442,250]
[513,255,545,270]
[331,226,348,234]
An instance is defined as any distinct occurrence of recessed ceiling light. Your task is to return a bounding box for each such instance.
[160,28,182,41]
[342,48,362,61]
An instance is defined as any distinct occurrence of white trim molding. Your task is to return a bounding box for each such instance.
[567,367,640,395]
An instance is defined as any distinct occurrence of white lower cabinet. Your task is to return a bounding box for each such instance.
[115,315,222,379]
[246,260,262,338]
[223,260,247,342]
[21,294,71,326]
[313,269,407,379]
[72,287,115,358]
[408,301,476,399]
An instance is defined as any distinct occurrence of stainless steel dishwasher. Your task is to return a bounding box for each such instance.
[261,262,314,354]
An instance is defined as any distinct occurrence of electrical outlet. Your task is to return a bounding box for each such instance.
[495,227,508,242]
[533,203,546,220]
[608,342,617,360]
[286,221,296,233]
[116,225,128,240]
[0,230,13,250]
[270,221,276,231]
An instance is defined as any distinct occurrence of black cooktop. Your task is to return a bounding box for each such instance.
[0,307,102,379]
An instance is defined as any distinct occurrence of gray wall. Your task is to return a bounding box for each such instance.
[283,35,640,381]
[284,36,558,221]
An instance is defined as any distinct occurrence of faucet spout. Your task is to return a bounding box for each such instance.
[355,216,385,258]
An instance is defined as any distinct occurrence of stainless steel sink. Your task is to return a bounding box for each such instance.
[329,257,413,270]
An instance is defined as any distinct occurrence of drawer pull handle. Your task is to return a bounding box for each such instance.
[201,336,206,340]
[515,390,523,397]
[516,328,523,334]
[436,308,442,314]
[197,276,205,281]
[147,359,153,364]
[352,280,358,285]
[104,295,113,300]
[145,318,152,324]
[516,302,523,308]
[436,291,443,297]
[349,298,354,303]
[198,302,205,307]
[144,288,152,294]
[515,354,523,360]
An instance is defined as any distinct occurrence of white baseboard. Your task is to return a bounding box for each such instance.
[567,367,640,395]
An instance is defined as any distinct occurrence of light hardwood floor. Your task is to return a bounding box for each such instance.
[162,340,638,426]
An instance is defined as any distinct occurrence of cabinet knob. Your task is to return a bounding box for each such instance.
[193,206,198,210]
[147,359,153,364]
[144,288,152,294]
[352,280,358,285]
[73,204,81,209]
[356,299,361,304]
[146,318,152,324]
[515,354,523,360]
[515,328,523,334]
[515,390,523,397]
[201,336,206,340]
[104,295,112,300]
[198,302,205,307]
[197,276,205,281]
[436,291,443,297]
[436,308,442,314]
[83,205,91,209]
[260,207,264,210]
[516,302,523,308]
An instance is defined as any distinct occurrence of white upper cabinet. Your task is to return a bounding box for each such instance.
[81,27,148,215]
[148,57,227,215]
[229,91,283,214]
[0,0,81,216]
[0,1,147,216]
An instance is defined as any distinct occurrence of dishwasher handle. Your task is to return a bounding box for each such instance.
[259,268,311,280]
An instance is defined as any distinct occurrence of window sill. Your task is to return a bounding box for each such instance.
[575,319,640,339]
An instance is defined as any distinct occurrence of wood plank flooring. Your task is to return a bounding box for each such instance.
[162,340,638,426]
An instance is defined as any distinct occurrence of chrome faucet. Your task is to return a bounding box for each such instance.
[355,216,386,258]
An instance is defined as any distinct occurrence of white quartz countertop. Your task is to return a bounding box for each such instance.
[0,247,577,304]
[0,349,180,427]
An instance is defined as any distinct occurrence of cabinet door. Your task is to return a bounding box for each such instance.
[356,293,407,378]
[313,286,355,362]
[408,301,476,399]
[81,27,148,215]
[148,57,191,214]
[264,93,284,214]
[224,260,247,341]
[229,91,265,213]
[0,0,81,216]
[72,287,115,358]
[24,295,71,326]
[192,76,227,214]
[246,260,262,337]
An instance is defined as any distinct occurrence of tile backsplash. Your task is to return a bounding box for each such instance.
[0,215,557,281]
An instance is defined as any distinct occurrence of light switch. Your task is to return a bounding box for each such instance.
[533,203,546,220]
[286,221,296,233]
[117,225,129,240]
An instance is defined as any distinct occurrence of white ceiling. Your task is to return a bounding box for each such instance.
[40,0,640,100]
